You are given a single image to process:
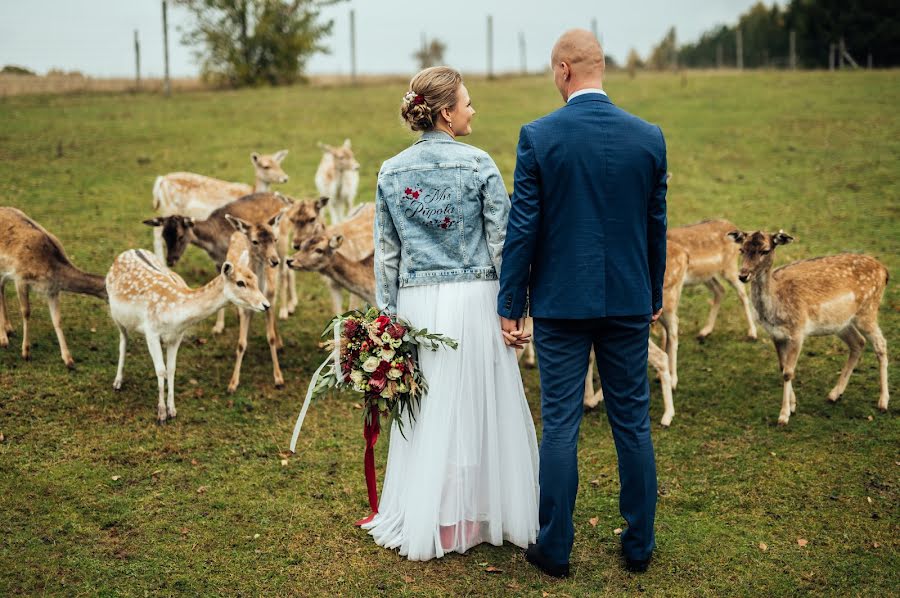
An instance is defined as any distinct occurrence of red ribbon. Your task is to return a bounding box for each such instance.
[354,404,381,527]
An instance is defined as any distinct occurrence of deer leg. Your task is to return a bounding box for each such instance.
[15,280,31,361]
[326,277,344,314]
[649,340,675,427]
[227,309,251,394]
[113,325,127,390]
[165,333,184,419]
[288,269,300,314]
[152,225,165,264]
[778,338,803,425]
[0,279,9,347]
[47,292,74,369]
[264,270,285,387]
[697,277,725,341]
[828,326,866,402]
[583,349,604,408]
[856,319,889,412]
[145,334,168,423]
[723,271,758,340]
[660,310,679,389]
[278,262,291,320]
[211,307,226,335]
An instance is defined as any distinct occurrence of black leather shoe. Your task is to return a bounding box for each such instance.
[622,548,652,573]
[524,544,570,578]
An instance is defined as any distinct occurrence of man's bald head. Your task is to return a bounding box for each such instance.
[551,29,605,77]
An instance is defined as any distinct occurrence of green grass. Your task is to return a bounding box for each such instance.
[1,70,898,596]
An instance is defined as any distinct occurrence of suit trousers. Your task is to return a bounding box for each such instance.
[532,315,657,565]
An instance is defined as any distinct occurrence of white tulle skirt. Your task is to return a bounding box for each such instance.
[361,280,539,561]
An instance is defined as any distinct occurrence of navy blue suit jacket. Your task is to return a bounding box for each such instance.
[498,92,667,319]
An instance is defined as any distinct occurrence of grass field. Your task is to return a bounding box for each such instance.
[0,70,898,596]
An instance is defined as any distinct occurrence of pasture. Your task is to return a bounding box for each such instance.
[0,70,898,596]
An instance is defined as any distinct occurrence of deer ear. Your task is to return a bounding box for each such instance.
[343,138,351,149]
[222,261,234,276]
[225,214,249,233]
[269,209,286,228]
[772,230,794,246]
[251,152,260,164]
[726,230,746,244]
[315,196,330,210]
[273,149,288,163]
[182,216,195,228]
[143,218,163,227]
[329,235,345,250]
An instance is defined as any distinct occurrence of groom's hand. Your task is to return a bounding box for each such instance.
[500,317,531,348]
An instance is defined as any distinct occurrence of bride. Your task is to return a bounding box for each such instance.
[363,66,539,560]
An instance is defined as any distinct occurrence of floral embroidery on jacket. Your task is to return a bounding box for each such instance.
[401,185,456,230]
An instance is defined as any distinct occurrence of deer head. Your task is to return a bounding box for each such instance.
[221,250,270,312]
[727,229,794,283]
[285,234,344,271]
[225,211,284,269]
[143,215,195,268]
[288,196,329,251]
[319,139,360,173]
[251,150,290,185]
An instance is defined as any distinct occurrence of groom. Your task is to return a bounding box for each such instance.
[498,29,667,576]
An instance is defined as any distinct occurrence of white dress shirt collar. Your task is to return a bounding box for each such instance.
[567,88,607,102]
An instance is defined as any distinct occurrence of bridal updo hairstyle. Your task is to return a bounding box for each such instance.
[400,66,462,132]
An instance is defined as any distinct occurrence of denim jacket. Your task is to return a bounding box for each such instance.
[375,130,511,314]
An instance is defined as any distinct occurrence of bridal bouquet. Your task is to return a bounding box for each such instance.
[289,306,457,525]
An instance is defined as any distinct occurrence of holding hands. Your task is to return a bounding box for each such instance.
[500,317,532,349]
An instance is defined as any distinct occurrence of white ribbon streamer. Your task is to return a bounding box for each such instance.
[289,319,343,454]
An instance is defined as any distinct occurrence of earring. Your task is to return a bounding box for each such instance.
[447,120,454,134]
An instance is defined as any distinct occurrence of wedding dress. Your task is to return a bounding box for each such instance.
[362,279,539,560]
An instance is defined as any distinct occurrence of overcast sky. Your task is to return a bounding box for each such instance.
[1,0,770,77]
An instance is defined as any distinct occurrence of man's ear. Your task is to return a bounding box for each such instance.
[772,230,794,246]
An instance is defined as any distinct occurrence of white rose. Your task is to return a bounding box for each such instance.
[350,370,364,384]
[387,368,402,380]
[381,332,393,344]
[362,356,380,373]
[390,338,403,349]
[380,348,395,361]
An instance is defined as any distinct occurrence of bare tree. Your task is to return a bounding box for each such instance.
[412,37,447,70]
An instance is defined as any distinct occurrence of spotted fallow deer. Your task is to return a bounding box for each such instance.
[283,202,375,318]
[315,139,360,224]
[145,192,309,392]
[285,234,376,306]
[668,219,757,341]
[0,207,108,368]
[106,242,269,423]
[728,230,889,425]
[152,150,290,261]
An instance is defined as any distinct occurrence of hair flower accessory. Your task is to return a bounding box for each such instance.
[404,90,425,105]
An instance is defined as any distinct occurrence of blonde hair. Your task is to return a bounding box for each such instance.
[400,66,462,132]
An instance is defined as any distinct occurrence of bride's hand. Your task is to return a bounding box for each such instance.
[500,317,531,348]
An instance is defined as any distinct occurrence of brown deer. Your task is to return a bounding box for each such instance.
[315,140,360,224]
[668,219,757,341]
[285,234,376,306]
[283,202,375,318]
[152,150,290,261]
[106,241,269,423]
[728,229,889,425]
[0,207,107,368]
[145,193,308,392]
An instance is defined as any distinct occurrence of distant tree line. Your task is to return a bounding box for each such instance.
[642,0,900,69]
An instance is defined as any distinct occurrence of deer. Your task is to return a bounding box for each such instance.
[145,192,324,333]
[285,234,376,307]
[315,139,360,225]
[106,241,269,423]
[152,150,290,262]
[282,201,375,319]
[0,207,108,369]
[144,192,311,392]
[667,219,758,342]
[727,229,889,425]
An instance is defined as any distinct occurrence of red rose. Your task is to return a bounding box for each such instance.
[374,315,392,334]
[370,370,387,391]
[388,324,405,339]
